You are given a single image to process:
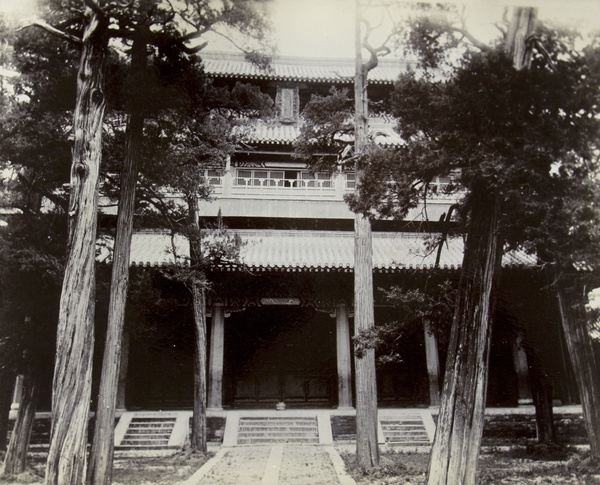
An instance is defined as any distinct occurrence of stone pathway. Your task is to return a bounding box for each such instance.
[180,445,356,485]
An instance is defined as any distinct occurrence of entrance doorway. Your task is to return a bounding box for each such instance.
[223,306,336,408]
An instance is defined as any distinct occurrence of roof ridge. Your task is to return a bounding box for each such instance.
[201,50,409,67]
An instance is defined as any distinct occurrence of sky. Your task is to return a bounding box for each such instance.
[1,0,600,58]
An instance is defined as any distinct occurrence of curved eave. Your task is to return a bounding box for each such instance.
[208,72,395,85]
[116,230,536,273]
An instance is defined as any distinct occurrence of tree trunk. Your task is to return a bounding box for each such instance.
[191,284,207,453]
[188,195,207,453]
[45,6,108,485]
[556,284,600,461]
[1,369,39,476]
[87,23,147,485]
[505,7,538,70]
[352,0,379,470]
[426,191,502,485]
[525,346,555,443]
[0,370,14,452]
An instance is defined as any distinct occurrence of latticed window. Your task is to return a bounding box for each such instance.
[345,172,356,190]
[203,169,223,186]
[234,168,335,188]
[236,169,286,186]
[301,172,333,188]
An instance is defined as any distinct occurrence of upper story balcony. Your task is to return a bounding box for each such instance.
[195,163,459,223]
[206,164,455,202]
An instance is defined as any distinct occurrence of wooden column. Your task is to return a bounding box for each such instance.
[10,375,24,411]
[336,303,353,409]
[116,330,130,410]
[208,304,225,410]
[423,321,441,407]
[512,329,533,405]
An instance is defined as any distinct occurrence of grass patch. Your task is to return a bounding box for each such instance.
[340,450,428,484]
[505,441,576,461]
[112,450,211,485]
[340,448,600,484]
[0,449,211,485]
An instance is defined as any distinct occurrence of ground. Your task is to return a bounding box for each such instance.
[0,450,210,485]
[1,445,600,484]
[343,446,600,485]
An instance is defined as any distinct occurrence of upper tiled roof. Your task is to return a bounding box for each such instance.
[98,230,536,272]
[235,117,402,146]
[202,52,410,84]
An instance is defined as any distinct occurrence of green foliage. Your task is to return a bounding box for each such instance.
[0,19,69,375]
[354,280,456,363]
[382,41,600,268]
[0,212,66,374]
[294,87,353,171]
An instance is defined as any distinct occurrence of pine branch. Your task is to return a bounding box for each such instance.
[17,21,82,45]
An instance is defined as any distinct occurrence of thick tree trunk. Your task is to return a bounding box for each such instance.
[353,0,378,469]
[1,369,39,476]
[191,284,207,453]
[0,370,14,452]
[45,6,108,485]
[426,191,502,485]
[188,195,207,453]
[87,24,147,485]
[505,7,538,70]
[556,284,600,461]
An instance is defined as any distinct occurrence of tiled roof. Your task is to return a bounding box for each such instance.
[235,117,402,146]
[98,230,536,272]
[235,122,299,145]
[202,52,409,84]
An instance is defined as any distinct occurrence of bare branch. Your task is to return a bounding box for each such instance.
[107,0,135,8]
[17,21,82,45]
[182,40,209,55]
[449,25,490,52]
[207,29,255,57]
[181,27,212,43]
[83,0,106,18]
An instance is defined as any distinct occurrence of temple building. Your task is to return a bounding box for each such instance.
[86,52,577,414]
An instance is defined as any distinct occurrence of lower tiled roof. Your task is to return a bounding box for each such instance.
[98,230,536,272]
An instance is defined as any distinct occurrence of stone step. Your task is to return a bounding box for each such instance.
[238,420,317,426]
[242,416,316,420]
[238,425,317,431]
[126,427,174,434]
[117,445,178,451]
[238,431,318,438]
[388,424,424,428]
[129,417,177,422]
[116,415,178,450]
[121,438,169,446]
[237,437,320,445]
[127,422,176,428]
[380,416,431,446]
[237,416,319,445]
[122,432,172,439]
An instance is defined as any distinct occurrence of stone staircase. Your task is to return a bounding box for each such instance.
[114,411,190,453]
[380,412,433,446]
[7,417,51,451]
[236,416,320,445]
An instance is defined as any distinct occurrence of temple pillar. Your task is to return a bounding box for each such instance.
[336,302,353,409]
[423,321,441,407]
[512,329,533,405]
[116,330,130,411]
[10,374,24,410]
[208,303,225,410]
